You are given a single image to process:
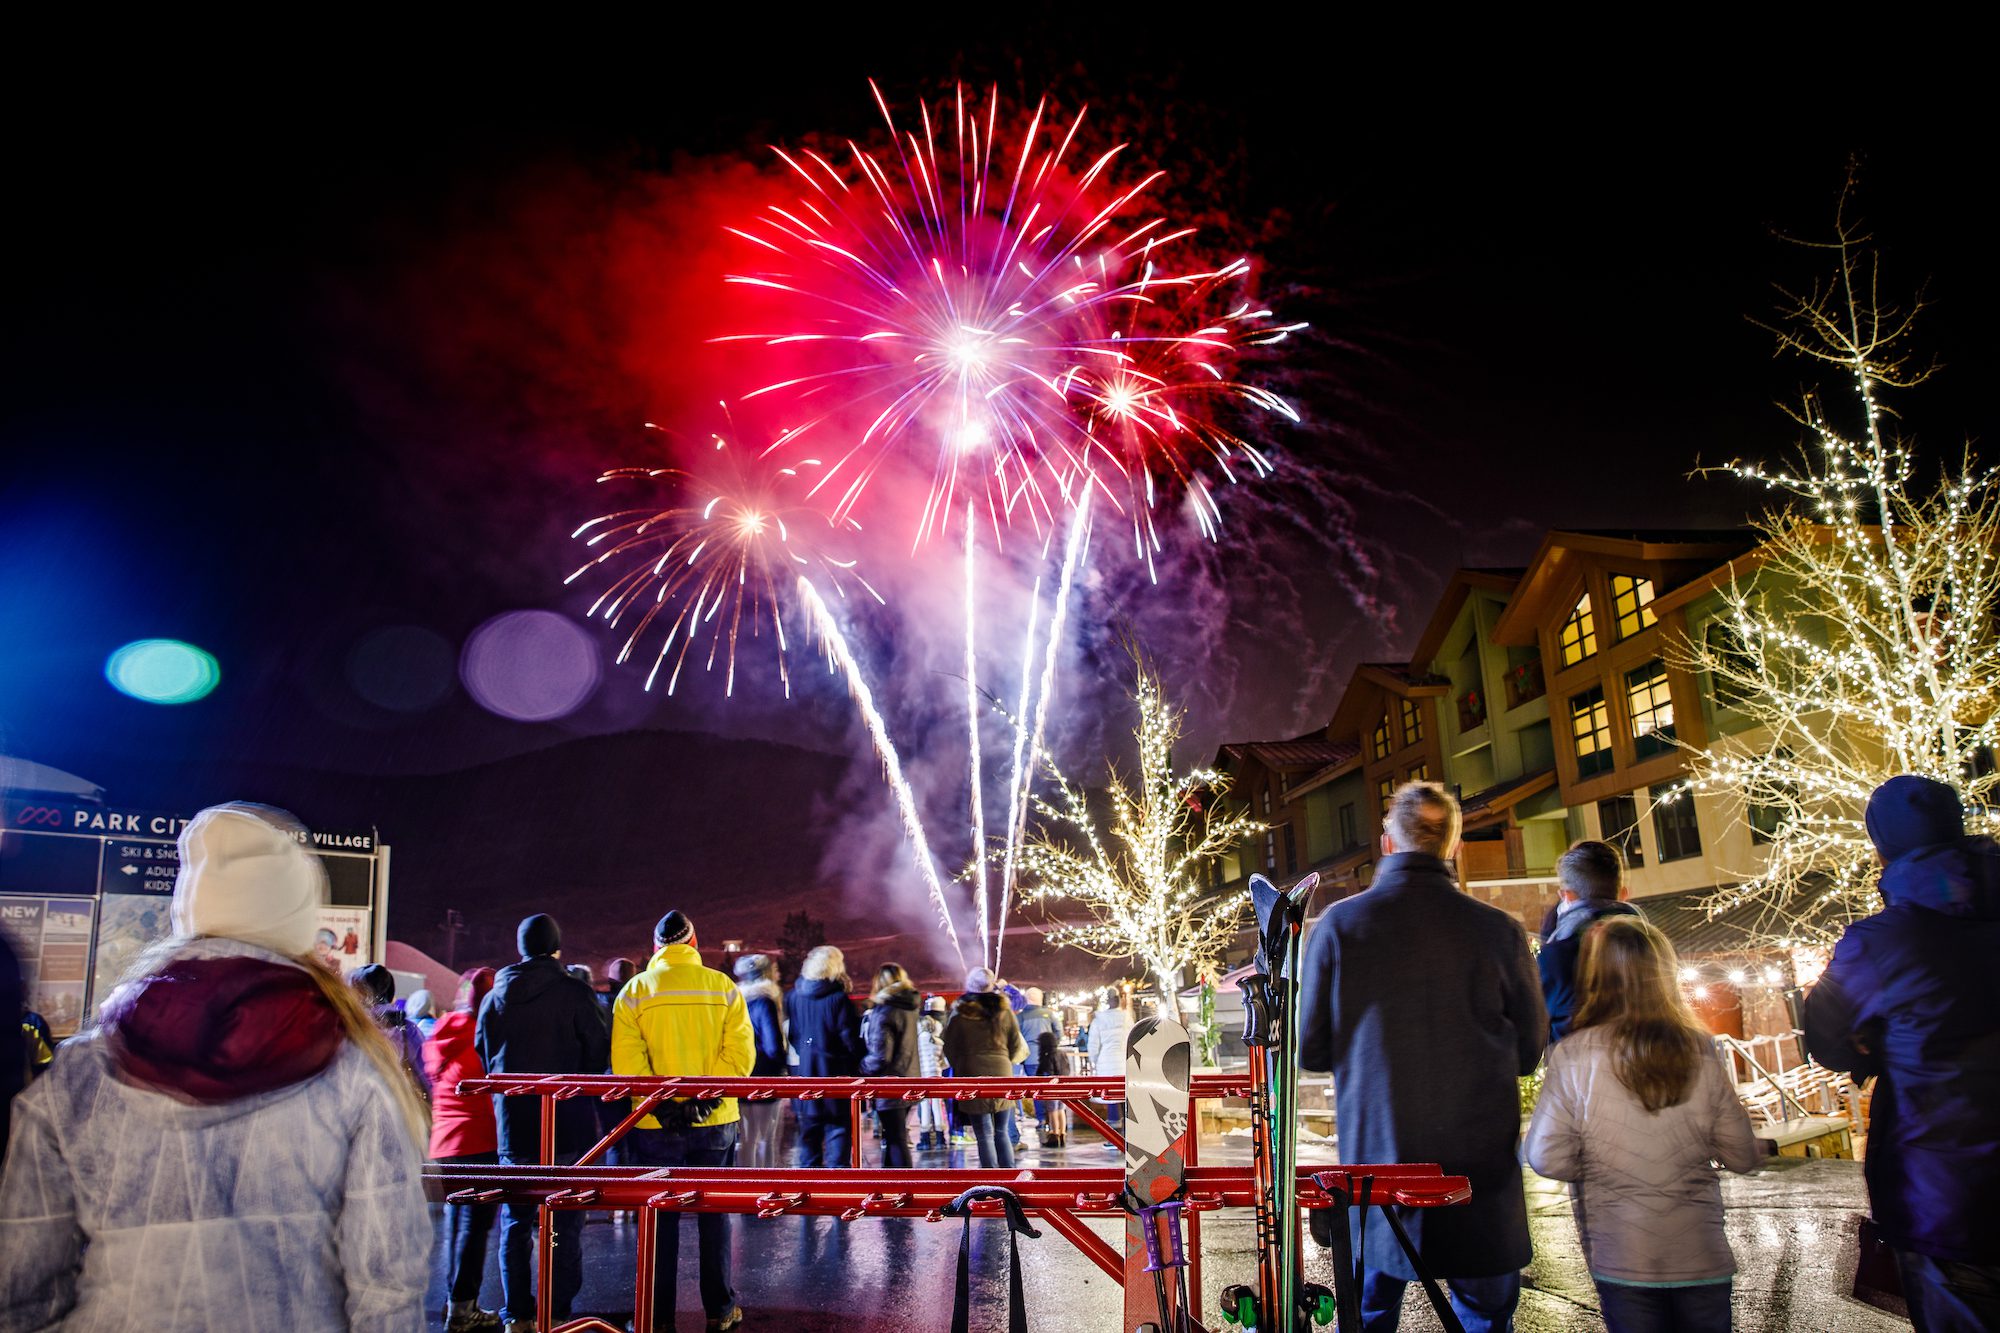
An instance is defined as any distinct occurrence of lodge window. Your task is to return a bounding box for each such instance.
[1338,802,1357,849]
[1372,717,1392,760]
[1283,824,1299,874]
[1626,659,1676,760]
[1597,794,1645,867]
[1400,698,1424,745]
[1610,574,1658,640]
[1407,763,1430,784]
[1378,776,1395,814]
[1651,782,1703,862]
[1570,687,1614,779]
[1559,593,1598,667]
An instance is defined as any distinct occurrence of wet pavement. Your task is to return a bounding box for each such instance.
[429,1124,1906,1331]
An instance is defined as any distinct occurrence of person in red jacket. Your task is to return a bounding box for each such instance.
[426,967,501,1332]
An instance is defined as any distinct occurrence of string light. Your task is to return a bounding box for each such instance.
[1683,202,1994,951]
[1016,661,1262,1014]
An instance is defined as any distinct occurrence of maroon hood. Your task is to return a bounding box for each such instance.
[105,955,343,1103]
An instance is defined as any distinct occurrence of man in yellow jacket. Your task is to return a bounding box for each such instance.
[612,911,754,1332]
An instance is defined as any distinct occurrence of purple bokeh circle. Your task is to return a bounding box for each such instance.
[460,610,601,723]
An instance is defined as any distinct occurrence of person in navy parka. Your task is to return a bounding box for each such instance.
[1805,774,2000,1332]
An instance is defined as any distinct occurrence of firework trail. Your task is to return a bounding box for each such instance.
[566,430,879,697]
[800,575,967,970]
[995,490,1093,971]
[994,571,1042,962]
[719,82,1304,549]
[963,501,991,966]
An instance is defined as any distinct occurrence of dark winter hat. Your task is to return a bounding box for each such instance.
[654,911,696,948]
[1865,775,1965,863]
[349,963,396,1007]
[518,913,562,958]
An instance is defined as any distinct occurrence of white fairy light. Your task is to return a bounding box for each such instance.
[1016,659,1263,1018]
[1682,192,1997,951]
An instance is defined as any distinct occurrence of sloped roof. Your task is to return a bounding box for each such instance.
[1635,880,1845,958]
[1459,767,1558,824]
[1222,739,1359,771]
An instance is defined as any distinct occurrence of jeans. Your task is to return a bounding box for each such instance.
[877,1105,912,1167]
[1896,1249,2000,1332]
[794,1098,851,1167]
[498,1152,583,1322]
[1361,1268,1519,1333]
[1595,1279,1731,1332]
[439,1151,499,1305]
[967,1110,1015,1168]
[628,1123,740,1323]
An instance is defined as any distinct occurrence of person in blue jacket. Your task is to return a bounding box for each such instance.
[1805,775,2000,1332]
[1538,840,1641,1042]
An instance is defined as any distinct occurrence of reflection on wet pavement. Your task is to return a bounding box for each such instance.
[429,1130,1906,1330]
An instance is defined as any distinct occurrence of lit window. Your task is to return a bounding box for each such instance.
[1651,782,1703,862]
[1378,776,1395,814]
[1559,594,1598,667]
[1372,717,1392,760]
[1597,794,1644,867]
[1626,659,1676,760]
[1610,574,1658,640]
[1264,828,1276,869]
[1400,698,1425,745]
[1570,687,1613,778]
[1407,763,1430,784]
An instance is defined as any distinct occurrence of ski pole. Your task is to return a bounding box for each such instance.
[1137,1202,1175,1333]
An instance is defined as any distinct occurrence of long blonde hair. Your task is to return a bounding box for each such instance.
[1570,916,1712,1113]
[110,937,430,1151]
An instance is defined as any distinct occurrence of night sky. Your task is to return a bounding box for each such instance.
[2,28,1991,959]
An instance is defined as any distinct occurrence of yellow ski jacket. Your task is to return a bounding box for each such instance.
[610,943,755,1128]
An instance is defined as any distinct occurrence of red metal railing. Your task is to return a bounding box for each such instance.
[438,1075,1470,1332]
[428,1161,1468,1332]
[462,1073,1253,1169]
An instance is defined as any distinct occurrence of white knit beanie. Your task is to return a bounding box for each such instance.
[170,803,328,957]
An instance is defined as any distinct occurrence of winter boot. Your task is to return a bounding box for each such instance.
[445,1302,502,1332]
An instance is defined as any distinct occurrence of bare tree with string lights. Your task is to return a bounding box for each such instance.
[1015,658,1264,1017]
[1679,177,2000,954]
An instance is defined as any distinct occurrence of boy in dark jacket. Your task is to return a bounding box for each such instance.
[476,913,611,1331]
[1537,840,1641,1042]
[1806,775,2000,1331]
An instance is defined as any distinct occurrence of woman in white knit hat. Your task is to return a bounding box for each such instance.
[0,802,434,1332]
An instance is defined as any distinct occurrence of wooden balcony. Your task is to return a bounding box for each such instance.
[1504,659,1546,710]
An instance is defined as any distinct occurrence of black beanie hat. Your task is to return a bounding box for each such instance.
[654,911,695,947]
[518,913,562,958]
[349,963,395,1007]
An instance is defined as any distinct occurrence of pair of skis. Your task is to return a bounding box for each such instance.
[1124,870,1324,1333]
[1222,871,1335,1333]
